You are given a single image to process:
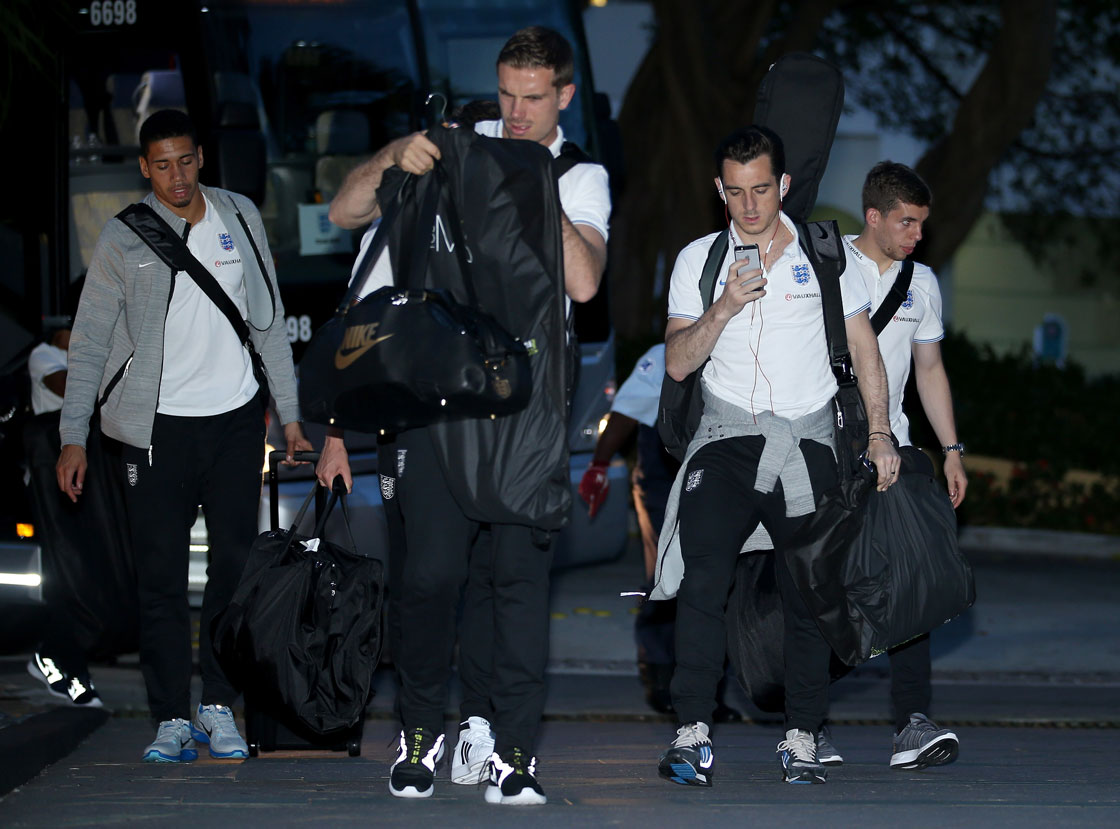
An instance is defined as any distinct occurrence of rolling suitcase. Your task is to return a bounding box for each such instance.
[230,450,380,757]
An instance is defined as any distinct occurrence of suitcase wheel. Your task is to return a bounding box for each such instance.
[347,738,361,757]
[248,741,260,758]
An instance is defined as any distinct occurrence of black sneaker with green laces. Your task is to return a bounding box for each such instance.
[484,747,546,805]
[389,727,445,799]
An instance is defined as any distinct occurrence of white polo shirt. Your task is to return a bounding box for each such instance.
[668,214,871,420]
[28,342,67,415]
[843,236,944,446]
[158,195,258,416]
[611,343,665,428]
[353,121,610,298]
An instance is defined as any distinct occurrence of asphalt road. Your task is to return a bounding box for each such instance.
[1,539,1117,826]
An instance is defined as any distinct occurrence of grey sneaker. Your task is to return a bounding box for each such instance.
[817,723,843,766]
[143,718,198,763]
[191,704,249,759]
[658,722,714,787]
[451,716,495,784]
[890,713,959,770]
[776,728,827,784]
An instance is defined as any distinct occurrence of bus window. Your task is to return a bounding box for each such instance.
[66,48,184,281]
[193,1,423,351]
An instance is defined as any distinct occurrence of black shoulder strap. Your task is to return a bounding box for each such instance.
[869,259,915,336]
[116,203,252,348]
[699,229,729,312]
[553,140,593,179]
[797,220,853,380]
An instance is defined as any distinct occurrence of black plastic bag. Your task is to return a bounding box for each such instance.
[213,483,383,735]
[784,450,974,666]
[841,451,975,662]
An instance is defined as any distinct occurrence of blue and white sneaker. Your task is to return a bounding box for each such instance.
[191,704,249,759]
[143,718,198,763]
[657,722,714,787]
[777,728,827,784]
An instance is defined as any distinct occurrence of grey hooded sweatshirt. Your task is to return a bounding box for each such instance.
[59,185,301,450]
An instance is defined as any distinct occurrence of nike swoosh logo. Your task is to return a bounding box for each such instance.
[334,334,394,369]
[138,261,157,268]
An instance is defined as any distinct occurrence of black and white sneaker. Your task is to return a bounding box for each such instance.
[657,722,714,787]
[27,654,72,700]
[389,727,445,798]
[65,675,103,708]
[890,713,959,770]
[484,748,546,805]
[777,728,827,784]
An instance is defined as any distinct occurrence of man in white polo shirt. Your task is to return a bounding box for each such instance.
[652,126,898,787]
[57,110,310,764]
[320,26,608,805]
[831,160,966,771]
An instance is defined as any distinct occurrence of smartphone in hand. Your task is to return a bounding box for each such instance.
[733,244,763,287]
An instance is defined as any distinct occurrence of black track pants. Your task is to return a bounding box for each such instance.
[394,428,552,754]
[888,632,932,731]
[119,398,264,723]
[670,435,838,732]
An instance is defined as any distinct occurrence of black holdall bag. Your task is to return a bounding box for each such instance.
[298,158,531,434]
[783,447,975,666]
[212,453,383,736]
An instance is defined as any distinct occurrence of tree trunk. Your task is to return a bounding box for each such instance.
[911,0,1057,270]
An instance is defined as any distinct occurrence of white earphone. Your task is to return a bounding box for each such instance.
[780,175,789,198]
[717,184,726,202]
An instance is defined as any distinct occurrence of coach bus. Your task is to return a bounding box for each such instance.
[0,0,627,620]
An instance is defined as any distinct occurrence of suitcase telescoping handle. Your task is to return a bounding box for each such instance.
[268,450,322,532]
[266,449,349,538]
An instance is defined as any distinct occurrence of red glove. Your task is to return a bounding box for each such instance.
[578,461,610,519]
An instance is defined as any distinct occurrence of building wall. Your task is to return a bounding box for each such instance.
[951,214,1120,377]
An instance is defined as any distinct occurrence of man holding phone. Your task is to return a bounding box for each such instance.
[652,126,898,786]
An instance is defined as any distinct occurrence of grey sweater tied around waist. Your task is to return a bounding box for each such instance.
[649,382,836,601]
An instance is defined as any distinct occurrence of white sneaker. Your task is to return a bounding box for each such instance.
[191,703,249,759]
[451,716,496,784]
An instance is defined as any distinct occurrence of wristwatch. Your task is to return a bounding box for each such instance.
[941,443,966,456]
